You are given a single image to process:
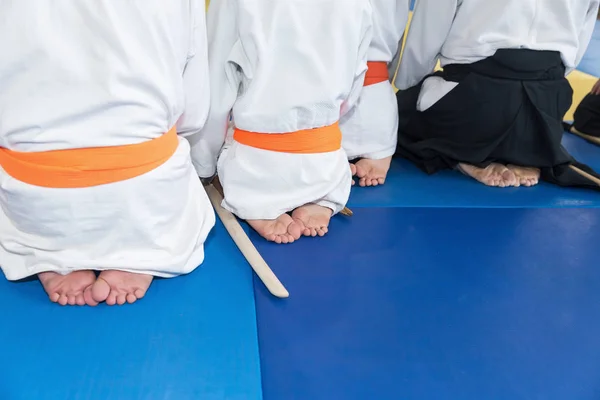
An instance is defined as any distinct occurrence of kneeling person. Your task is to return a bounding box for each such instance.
[192,0,372,243]
[0,0,215,306]
[341,0,410,187]
[394,0,600,189]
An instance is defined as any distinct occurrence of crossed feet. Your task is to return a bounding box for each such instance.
[38,269,153,307]
[458,163,541,187]
[350,156,392,187]
[249,157,391,244]
[247,203,333,244]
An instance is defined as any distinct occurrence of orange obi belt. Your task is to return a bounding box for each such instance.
[233,122,342,154]
[364,61,389,86]
[0,126,178,188]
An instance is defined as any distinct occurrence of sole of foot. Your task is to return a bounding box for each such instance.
[38,270,97,306]
[89,270,154,306]
[291,203,333,237]
[458,162,519,188]
[247,213,303,244]
[506,164,541,187]
[354,157,392,187]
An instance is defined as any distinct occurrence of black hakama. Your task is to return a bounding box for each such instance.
[396,48,600,190]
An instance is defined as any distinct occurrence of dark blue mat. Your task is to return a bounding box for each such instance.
[253,207,600,400]
[0,221,262,400]
[349,133,600,208]
[578,22,600,77]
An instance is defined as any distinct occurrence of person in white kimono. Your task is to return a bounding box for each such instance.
[0,0,215,306]
[191,0,372,243]
[341,0,409,187]
[394,0,600,190]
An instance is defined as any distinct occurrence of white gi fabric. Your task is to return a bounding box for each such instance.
[0,0,215,280]
[394,0,600,111]
[341,0,409,160]
[192,0,372,220]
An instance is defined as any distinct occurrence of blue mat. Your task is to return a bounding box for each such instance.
[349,133,600,208]
[0,221,262,400]
[253,207,600,400]
[578,21,600,77]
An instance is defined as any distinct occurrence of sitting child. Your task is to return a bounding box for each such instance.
[192,0,373,243]
[0,0,215,306]
[342,0,410,187]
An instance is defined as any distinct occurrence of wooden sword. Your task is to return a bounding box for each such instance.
[204,177,354,298]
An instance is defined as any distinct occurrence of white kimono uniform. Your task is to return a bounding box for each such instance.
[341,0,409,160]
[394,0,600,111]
[0,0,215,281]
[191,0,372,220]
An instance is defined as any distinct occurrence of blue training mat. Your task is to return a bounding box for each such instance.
[253,207,600,400]
[0,221,263,400]
[577,22,600,77]
[349,133,600,208]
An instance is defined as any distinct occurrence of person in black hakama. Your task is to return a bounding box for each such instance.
[393,0,600,189]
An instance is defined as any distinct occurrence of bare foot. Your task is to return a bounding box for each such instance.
[247,213,303,244]
[38,270,97,306]
[89,270,153,306]
[354,157,392,187]
[350,163,357,186]
[291,203,333,237]
[458,162,519,188]
[507,164,541,187]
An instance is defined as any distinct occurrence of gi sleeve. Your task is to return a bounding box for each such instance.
[177,0,210,140]
[394,0,459,90]
[368,0,410,64]
[190,0,242,179]
[340,4,374,118]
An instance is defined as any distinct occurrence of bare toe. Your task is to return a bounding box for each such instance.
[507,165,541,188]
[91,277,111,303]
[116,294,127,306]
[58,294,68,306]
[75,293,86,306]
[106,290,118,306]
[350,163,357,176]
[287,220,303,239]
[83,286,99,307]
[49,292,60,303]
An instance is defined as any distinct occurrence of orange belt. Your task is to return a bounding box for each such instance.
[233,122,342,154]
[0,127,178,188]
[364,61,389,86]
